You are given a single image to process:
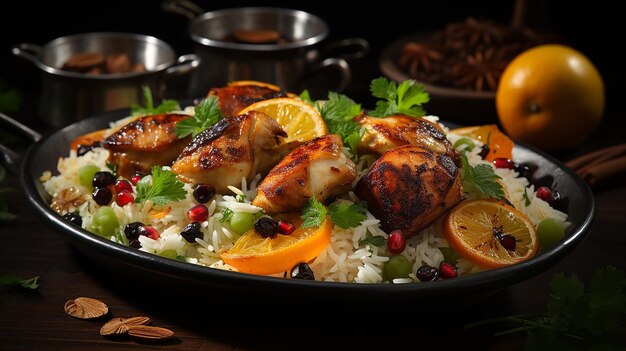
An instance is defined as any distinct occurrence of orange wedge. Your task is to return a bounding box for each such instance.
[451,125,514,162]
[239,97,327,143]
[220,214,332,275]
[443,199,538,269]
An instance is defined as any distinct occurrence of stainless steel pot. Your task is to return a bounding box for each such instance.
[163,3,369,97]
[12,32,200,128]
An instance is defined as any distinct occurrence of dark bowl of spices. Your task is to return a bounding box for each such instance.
[380,17,560,123]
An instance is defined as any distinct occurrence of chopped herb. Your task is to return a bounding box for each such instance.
[0,275,39,290]
[359,233,386,247]
[105,161,118,178]
[175,96,223,138]
[314,92,363,156]
[299,89,314,105]
[369,77,429,117]
[523,188,531,207]
[236,194,245,203]
[460,152,504,200]
[219,208,233,224]
[134,166,186,206]
[466,265,626,350]
[328,201,367,229]
[176,255,187,262]
[131,86,180,116]
[300,198,327,228]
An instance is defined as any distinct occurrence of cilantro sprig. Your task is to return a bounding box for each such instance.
[359,233,386,247]
[466,265,626,350]
[131,86,180,116]
[369,77,429,117]
[175,96,223,139]
[135,166,186,206]
[460,152,504,200]
[300,198,367,229]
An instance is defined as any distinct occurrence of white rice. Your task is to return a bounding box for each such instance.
[42,116,569,283]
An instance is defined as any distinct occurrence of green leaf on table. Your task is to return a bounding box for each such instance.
[0,275,39,290]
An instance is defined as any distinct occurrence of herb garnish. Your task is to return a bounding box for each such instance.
[368,77,429,117]
[301,198,367,229]
[219,208,233,224]
[134,166,186,206]
[175,96,223,138]
[466,265,625,350]
[0,275,39,290]
[359,233,386,247]
[523,188,531,207]
[131,86,180,116]
[460,152,504,200]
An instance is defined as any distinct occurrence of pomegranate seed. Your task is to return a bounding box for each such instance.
[130,174,143,185]
[143,226,160,240]
[115,190,134,207]
[536,186,553,204]
[115,179,133,193]
[439,261,458,279]
[492,158,515,169]
[277,220,295,235]
[498,233,517,251]
[387,230,406,254]
[187,204,209,222]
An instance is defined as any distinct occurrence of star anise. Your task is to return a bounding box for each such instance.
[399,42,444,78]
[452,48,508,92]
[444,17,507,50]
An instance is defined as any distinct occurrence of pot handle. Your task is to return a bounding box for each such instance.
[161,0,204,20]
[165,54,200,77]
[0,112,42,175]
[303,57,352,93]
[322,38,369,61]
[11,43,42,64]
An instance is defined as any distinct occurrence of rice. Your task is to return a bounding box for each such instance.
[42,115,569,283]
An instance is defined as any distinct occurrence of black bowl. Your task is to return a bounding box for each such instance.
[20,109,595,301]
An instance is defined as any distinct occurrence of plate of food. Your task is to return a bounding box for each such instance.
[6,78,594,299]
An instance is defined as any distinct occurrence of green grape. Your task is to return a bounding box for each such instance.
[382,255,412,281]
[537,218,565,249]
[159,249,178,259]
[90,206,119,237]
[229,212,256,235]
[78,164,100,190]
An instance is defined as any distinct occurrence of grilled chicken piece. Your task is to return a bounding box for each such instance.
[209,84,288,116]
[253,135,356,214]
[171,111,287,193]
[356,114,459,164]
[355,145,462,238]
[102,113,192,179]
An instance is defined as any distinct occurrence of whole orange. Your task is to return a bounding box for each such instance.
[496,45,605,151]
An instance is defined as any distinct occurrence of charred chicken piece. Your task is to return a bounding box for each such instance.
[171,111,287,193]
[355,145,462,238]
[253,135,356,214]
[209,84,288,116]
[356,114,459,164]
[102,113,192,179]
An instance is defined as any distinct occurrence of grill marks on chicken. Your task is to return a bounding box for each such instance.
[355,145,462,238]
[253,135,357,214]
[209,85,288,116]
[171,111,287,193]
[102,113,192,179]
[357,114,459,164]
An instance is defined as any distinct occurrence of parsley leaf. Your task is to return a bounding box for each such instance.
[0,275,39,290]
[328,201,367,229]
[219,208,233,224]
[299,89,314,105]
[369,77,429,117]
[175,96,223,138]
[131,86,180,116]
[460,152,504,200]
[300,198,327,228]
[316,92,363,155]
[359,233,386,247]
[135,166,186,206]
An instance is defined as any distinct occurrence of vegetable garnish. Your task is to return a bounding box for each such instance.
[134,166,186,206]
[359,233,386,247]
[0,275,39,290]
[175,95,223,138]
[466,265,625,350]
[368,77,430,117]
[300,198,367,229]
[460,152,505,200]
[131,86,180,116]
[317,92,363,155]
[219,208,234,224]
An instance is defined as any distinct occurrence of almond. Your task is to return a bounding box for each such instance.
[100,316,150,336]
[64,297,108,319]
[127,325,174,340]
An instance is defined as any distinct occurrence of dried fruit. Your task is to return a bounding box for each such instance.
[127,325,174,340]
[51,186,88,214]
[64,297,109,319]
[100,316,150,336]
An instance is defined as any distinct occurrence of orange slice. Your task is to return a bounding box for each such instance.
[220,214,332,275]
[451,125,514,162]
[239,97,327,143]
[227,80,282,91]
[443,199,538,269]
